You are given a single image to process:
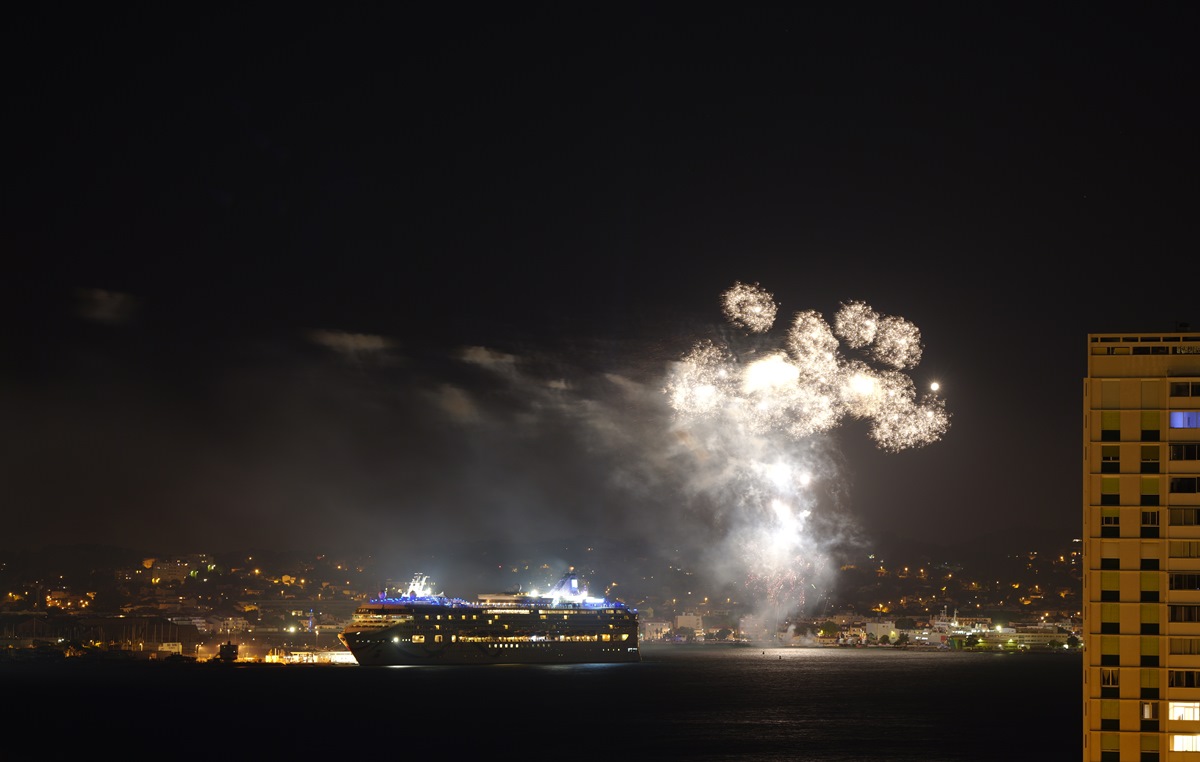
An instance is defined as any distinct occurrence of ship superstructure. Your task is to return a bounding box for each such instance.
[338,568,640,666]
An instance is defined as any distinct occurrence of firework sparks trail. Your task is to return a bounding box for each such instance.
[664,283,950,625]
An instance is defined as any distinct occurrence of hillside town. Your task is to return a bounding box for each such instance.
[0,537,1083,662]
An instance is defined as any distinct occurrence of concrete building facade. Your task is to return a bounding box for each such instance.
[1084,330,1200,761]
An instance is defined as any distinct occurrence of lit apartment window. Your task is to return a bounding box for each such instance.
[1143,700,1160,732]
[1170,412,1200,429]
[1172,735,1200,752]
[1171,702,1200,721]
[1102,668,1120,698]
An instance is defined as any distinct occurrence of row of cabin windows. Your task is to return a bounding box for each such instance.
[1100,444,1200,473]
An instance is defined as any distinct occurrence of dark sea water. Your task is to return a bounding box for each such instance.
[6,645,1080,760]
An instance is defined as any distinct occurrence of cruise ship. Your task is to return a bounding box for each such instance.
[338,568,640,666]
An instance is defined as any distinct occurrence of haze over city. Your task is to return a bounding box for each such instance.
[4,5,1197,601]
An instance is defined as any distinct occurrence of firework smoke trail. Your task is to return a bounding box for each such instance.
[665,282,950,626]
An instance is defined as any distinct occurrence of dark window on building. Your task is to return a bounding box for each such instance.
[1143,512,1160,538]
[1141,623,1159,635]
[1170,382,1200,397]
[1101,494,1120,506]
[1141,655,1160,666]
[1171,477,1200,494]
[1142,495,1161,506]
[1101,654,1119,665]
[1101,590,1119,602]
[1170,606,1200,623]
[1103,446,1120,473]
[1100,718,1119,730]
[1100,558,1119,570]
[1171,574,1200,590]
[1169,670,1200,687]
[1171,444,1200,461]
[1141,591,1159,603]
[1142,429,1160,442]
[1172,508,1200,526]
[1142,558,1160,570]
[1102,430,1120,442]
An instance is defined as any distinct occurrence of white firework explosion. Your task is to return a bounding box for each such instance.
[664,282,950,619]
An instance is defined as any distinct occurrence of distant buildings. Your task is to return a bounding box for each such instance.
[1083,330,1200,761]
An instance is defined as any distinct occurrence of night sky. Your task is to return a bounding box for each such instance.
[4,6,1198,584]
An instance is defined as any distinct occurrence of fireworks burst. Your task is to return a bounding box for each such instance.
[665,282,950,625]
[721,281,778,333]
[669,283,949,450]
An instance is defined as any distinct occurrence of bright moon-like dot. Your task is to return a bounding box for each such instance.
[930,382,940,392]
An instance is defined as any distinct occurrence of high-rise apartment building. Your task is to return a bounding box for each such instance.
[1084,330,1200,762]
